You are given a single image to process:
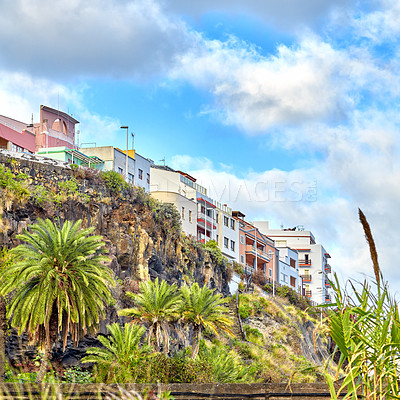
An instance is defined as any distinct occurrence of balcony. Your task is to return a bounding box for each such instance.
[305,290,312,298]
[298,259,311,266]
[325,295,332,303]
[325,281,331,288]
[300,274,312,282]
[324,264,331,273]
[245,245,271,261]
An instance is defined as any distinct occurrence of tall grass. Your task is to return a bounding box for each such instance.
[324,209,400,399]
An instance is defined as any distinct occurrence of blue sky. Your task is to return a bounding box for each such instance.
[1,0,400,290]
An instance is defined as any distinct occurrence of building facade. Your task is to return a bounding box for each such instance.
[36,147,104,169]
[34,105,78,151]
[150,165,239,262]
[0,115,36,153]
[233,211,277,284]
[80,146,151,192]
[252,221,332,304]
[276,247,301,293]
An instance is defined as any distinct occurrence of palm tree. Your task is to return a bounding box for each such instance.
[0,218,115,383]
[119,278,180,354]
[0,248,12,382]
[179,282,233,359]
[82,322,151,383]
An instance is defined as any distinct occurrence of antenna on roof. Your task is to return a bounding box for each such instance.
[31,113,33,126]
[160,157,166,166]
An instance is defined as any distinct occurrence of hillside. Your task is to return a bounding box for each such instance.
[0,151,330,383]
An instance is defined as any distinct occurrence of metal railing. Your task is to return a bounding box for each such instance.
[298,259,312,266]
[300,274,312,282]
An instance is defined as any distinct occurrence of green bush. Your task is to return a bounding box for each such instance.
[137,353,214,383]
[239,303,252,319]
[101,170,128,192]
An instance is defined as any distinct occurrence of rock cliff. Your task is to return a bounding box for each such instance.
[0,152,231,368]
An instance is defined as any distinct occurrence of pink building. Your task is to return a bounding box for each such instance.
[0,115,36,153]
[233,211,277,284]
[34,105,78,151]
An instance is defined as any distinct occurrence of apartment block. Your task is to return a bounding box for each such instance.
[253,221,332,304]
[150,165,239,263]
[276,246,301,293]
[233,211,277,283]
[81,146,151,192]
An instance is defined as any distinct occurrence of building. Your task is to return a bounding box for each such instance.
[36,147,104,169]
[233,211,278,284]
[0,115,36,153]
[215,203,239,263]
[34,105,78,151]
[276,246,301,293]
[252,221,332,304]
[150,165,240,262]
[80,146,151,192]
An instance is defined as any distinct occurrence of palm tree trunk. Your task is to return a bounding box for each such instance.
[0,295,6,382]
[191,325,202,359]
[35,342,51,383]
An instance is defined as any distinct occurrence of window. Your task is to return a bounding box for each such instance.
[240,235,244,244]
[147,173,150,184]
[224,237,229,248]
[230,219,235,230]
[138,169,143,180]
[290,258,296,268]
[189,210,192,223]
[181,207,185,220]
[128,173,134,183]
[230,240,235,251]
[118,167,123,174]
[240,254,244,264]
[269,268,272,277]
[290,276,296,287]
[224,216,229,227]
[11,143,24,152]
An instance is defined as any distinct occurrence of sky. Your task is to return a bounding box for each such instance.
[0,0,399,293]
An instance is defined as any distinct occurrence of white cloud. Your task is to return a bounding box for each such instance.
[171,33,396,133]
[0,0,192,80]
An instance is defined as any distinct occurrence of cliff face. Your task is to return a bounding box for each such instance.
[0,152,231,367]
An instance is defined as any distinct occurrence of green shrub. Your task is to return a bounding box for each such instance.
[101,170,128,192]
[239,303,252,319]
[62,367,92,383]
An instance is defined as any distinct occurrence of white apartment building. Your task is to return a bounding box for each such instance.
[252,221,333,304]
[276,247,301,294]
[215,204,239,263]
[80,146,151,192]
[150,165,239,263]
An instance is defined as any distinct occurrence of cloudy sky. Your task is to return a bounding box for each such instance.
[1,0,399,291]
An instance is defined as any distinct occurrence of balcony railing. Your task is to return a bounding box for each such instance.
[325,295,332,302]
[300,274,312,282]
[245,245,271,261]
[325,281,331,288]
[324,264,331,273]
[298,259,311,266]
[305,290,312,297]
